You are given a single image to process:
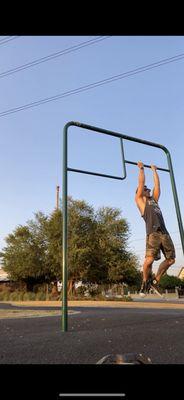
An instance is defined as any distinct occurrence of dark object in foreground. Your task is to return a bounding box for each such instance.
[97,353,152,364]
[178,287,184,298]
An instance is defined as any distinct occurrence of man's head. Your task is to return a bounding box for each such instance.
[136,185,152,198]
[143,186,151,198]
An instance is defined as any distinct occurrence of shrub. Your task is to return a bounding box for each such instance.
[160,275,182,290]
[23,292,32,301]
[76,286,86,296]
[0,292,5,301]
[35,292,46,301]
[28,292,36,301]
[17,291,25,301]
[2,292,10,301]
[9,291,20,301]
[46,293,55,301]
[88,287,101,297]
[105,295,133,302]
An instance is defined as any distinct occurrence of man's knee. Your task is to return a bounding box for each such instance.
[144,256,154,265]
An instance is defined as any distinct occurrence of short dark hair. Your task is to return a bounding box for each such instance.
[136,185,149,194]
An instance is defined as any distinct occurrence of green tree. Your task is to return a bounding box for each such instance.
[93,206,141,286]
[0,213,50,290]
[0,197,141,292]
[67,197,96,291]
[0,210,63,291]
[45,208,62,280]
[159,274,182,290]
[180,279,184,288]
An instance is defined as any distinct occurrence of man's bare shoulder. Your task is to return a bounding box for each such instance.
[135,193,145,204]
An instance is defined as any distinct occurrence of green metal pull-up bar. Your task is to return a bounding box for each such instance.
[62,121,184,331]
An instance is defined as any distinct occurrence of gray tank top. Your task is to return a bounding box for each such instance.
[142,197,168,235]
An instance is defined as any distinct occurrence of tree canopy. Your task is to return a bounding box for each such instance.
[159,274,183,289]
[0,197,141,289]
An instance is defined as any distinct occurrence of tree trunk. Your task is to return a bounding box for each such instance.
[46,283,49,299]
[51,281,58,295]
[67,279,76,296]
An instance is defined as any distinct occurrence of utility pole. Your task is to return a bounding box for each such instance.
[56,185,60,210]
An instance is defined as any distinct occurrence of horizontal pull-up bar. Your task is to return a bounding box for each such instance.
[124,160,170,173]
[67,167,125,180]
[68,161,170,180]
[65,120,169,154]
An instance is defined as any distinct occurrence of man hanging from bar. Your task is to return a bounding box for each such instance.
[135,161,176,297]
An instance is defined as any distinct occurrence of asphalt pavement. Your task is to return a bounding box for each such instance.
[0,302,184,364]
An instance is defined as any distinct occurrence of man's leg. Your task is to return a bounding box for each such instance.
[150,258,175,297]
[143,256,154,281]
[155,258,175,282]
[139,256,154,297]
[155,233,176,283]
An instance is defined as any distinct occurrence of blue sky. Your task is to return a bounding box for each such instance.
[0,35,184,276]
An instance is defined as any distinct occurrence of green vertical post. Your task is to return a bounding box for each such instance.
[120,138,127,179]
[62,124,68,331]
[165,149,184,255]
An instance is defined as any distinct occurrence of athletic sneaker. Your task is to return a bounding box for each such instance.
[150,278,163,297]
[139,280,150,297]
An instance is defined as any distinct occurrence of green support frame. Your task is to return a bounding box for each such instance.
[62,121,184,331]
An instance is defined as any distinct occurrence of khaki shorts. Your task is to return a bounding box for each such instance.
[146,231,176,261]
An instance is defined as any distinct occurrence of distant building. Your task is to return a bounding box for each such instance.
[0,268,10,283]
[178,267,184,280]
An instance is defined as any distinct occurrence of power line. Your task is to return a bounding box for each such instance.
[0,36,20,46]
[0,36,111,79]
[0,36,13,43]
[1,50,184,118]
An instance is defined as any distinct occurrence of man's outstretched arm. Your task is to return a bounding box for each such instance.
[151,164,160,201]
[135,161,145,199]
